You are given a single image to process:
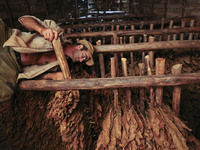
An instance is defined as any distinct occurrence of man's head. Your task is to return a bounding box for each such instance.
[64,40,94,66]
[77,40,94,66]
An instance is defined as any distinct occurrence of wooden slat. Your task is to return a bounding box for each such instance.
[19,73,200,91]
[94,40,200,53]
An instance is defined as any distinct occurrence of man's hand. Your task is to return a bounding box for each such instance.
[40,28,58,42]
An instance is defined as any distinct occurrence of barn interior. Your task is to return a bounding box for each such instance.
[0,0,200,149]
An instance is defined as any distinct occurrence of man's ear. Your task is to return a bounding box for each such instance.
[77,44,83,50]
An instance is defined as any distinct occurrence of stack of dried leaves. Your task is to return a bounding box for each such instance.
[46,90,93,149]
[96,103,200,150]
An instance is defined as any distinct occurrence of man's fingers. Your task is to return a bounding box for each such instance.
[53,30,58,40]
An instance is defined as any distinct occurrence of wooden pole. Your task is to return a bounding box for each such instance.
[52,38,71,79]
[129,36,134,65]
[180,19,186,40]
[120,37,124,58]
[172,64,182,116]
[145,55,154,107]
[19,73,200,91]
[159,18,165,41]
[43,0,49,18]
[94,40,200,53]
[4,0,14,27]
[148,36,155,69]
[139,63,145,113]
[111,57,118,112]
[189,19,195,40]
[155,58,165,106]
[121,58,131,108]
[167,20,173,41]
[113,34,119,73]
[65,26,200,38]
[96,40,105,78]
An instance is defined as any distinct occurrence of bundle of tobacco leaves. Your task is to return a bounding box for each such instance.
[95,103,200,150]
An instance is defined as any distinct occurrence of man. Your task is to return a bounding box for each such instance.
[0,15,94,102]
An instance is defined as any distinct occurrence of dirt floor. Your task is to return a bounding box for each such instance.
[0,48,200,149]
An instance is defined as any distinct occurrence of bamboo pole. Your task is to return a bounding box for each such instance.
[96,40,105,78]
[155,58,165,106]
[172,64,182,116]
[111,57,118,112]
[19,73,200,91]
[145,55,154,107]
[139,63,145,113]
[121,58,131,108]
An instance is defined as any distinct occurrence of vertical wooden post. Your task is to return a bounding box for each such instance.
[111,57,118,112]
[181,0,185,17]
[130,25,135,65]
[83,28,86,40]
[139,63,145,113]
[113,34,119,73]
[129,36,134,65]
[159,18,165,41]
[75,0,79,19]
[120,37,124,58]
[180,19,186,40]
[142,34,147,64]
[155,58,165,106]
[96,40,105,78]
[88,27,92,43]
[43,0,49,18]
[172,64,182,116]
[164,0,168,18]
[173,26,178,41]
[188,19,195,40]
[148,36,155,70]
[103,25,106,44]
[121,58,131,108]
[4,0,14,27]
[167,20,173,41]
[96,0,99,15]
[145,55,154,107]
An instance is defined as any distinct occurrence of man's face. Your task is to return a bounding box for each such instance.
[72,45,90,63]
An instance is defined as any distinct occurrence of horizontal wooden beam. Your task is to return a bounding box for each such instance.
[61,16,195,29]
[18,73,200,91]
[58,14,155,23]
[65,27,200,38]
[94,40,200,53]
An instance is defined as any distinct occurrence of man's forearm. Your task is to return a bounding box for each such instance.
[19,16,45,35]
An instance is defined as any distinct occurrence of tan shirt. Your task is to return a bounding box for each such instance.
[3,15,68,80]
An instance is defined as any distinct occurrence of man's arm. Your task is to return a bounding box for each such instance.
[39,72,64,80]
[19,16,58,42]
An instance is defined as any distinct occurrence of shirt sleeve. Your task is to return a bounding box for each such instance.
[18,15,64,36]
